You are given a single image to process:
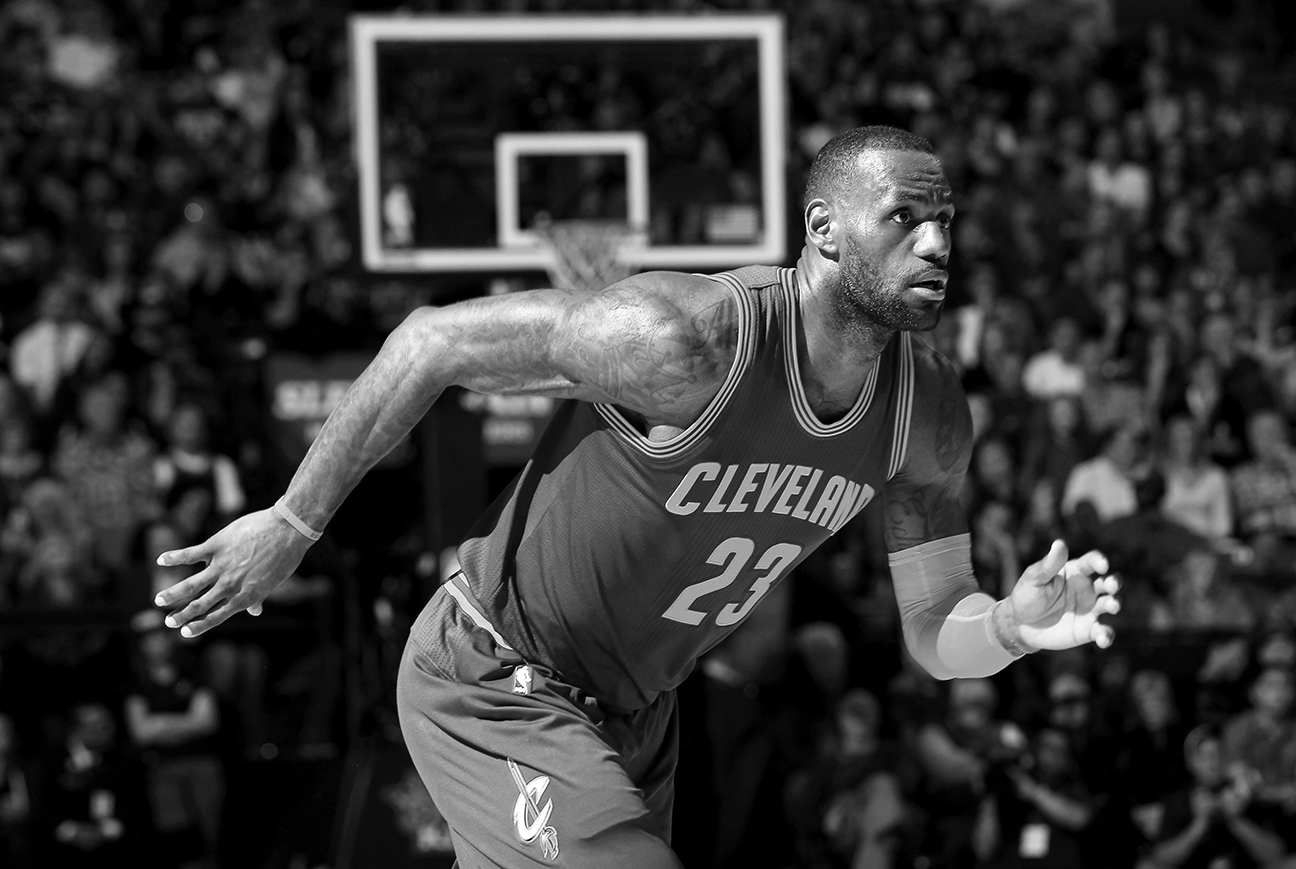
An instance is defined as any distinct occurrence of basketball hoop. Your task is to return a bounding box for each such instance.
[533,217,644,293]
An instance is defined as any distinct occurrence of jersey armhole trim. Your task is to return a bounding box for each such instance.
[886,331,916,481]
[592,272,756,459]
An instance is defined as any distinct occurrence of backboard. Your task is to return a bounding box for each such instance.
[350,14,787,274]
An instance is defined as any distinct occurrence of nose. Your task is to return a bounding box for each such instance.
[914,219,950,265]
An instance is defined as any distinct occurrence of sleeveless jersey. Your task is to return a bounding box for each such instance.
[456,266,917,711]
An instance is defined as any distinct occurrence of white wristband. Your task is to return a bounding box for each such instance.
[273,498,323,541]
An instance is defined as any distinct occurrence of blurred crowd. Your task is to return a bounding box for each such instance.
[0,0,1295,867]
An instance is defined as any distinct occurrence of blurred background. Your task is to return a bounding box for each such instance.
[1,0,1295,868]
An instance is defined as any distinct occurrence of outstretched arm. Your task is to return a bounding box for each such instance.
[155,272,740,636]
[885,347,1119,680]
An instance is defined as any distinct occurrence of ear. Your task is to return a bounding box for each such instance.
[804,198,839,259]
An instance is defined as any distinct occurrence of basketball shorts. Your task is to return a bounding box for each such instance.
[397,574,683,868]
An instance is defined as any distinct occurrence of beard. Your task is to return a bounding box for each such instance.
[839,234,943,334]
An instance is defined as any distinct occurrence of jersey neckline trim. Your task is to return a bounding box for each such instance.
[777,268,881,438]
[592,272,756,459]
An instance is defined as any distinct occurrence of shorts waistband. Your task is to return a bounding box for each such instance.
[437,572,616,716]
[442,572,514,651]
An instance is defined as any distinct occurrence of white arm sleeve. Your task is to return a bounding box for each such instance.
[888,533,1026,681]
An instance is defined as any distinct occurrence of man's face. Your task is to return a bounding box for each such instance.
[1188,737,1225,788]
[1247,411,1288,461]
[1251,668,1294,718]
[834,150,954,334]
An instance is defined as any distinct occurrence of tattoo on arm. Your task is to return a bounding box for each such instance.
[883,360,973,552]
[558,281,739,422]
[933,394,966,473]
[884,481,966,551]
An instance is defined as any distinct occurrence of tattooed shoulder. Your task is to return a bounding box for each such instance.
[557,272,740,425]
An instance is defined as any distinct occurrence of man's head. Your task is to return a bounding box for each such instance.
[1047,672,1093,731]
[1184,725,1227,789]
[947,677,998,731]
[803,125,953,334]
[1249,666,1294,720]
[1244,408,1290,465]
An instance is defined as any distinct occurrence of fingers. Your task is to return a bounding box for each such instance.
[1025,539,1070,585]
[1091,622,1116,649]
[157,541,213,568]
[154,567,216,609]
[1093,575,1120,597]
[165,578,229,634]
[175,598,247,638]
[1065,550,1110,579]
[1092,594,1121,616]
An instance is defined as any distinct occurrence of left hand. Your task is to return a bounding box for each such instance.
[1005,540,1120,651]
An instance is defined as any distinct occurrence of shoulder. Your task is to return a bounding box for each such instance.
[539,270,746,425]
[556,270,744,385]
[593,271,742,348]
[908,336,966,399]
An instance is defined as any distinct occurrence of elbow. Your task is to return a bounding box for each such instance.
[386,305,454,379]
[900,625,958,682]
[390,305,440,351]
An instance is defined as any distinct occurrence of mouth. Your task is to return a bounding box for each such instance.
[908,279,946,300]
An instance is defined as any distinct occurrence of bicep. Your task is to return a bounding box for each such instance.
[431,272,735,420]
[883,384,973,553]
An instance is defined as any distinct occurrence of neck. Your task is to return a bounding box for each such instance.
[795,258,892,414]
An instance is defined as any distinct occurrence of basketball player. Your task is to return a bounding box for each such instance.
[154,127,1120,867]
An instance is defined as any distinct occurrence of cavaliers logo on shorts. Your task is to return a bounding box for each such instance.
[508,758,560,861]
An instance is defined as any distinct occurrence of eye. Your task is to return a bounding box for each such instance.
[891,210,913,226]
[938,213,954,229]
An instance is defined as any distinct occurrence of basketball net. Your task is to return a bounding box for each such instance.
[533,217,643,293]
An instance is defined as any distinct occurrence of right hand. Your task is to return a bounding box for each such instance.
[153,507,314,638]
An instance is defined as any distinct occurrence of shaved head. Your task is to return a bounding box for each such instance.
[804,126,937,208]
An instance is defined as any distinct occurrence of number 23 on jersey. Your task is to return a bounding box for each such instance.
[662,537,803,628]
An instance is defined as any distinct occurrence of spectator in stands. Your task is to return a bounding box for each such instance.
[51,375,159,573]
[1061,423,1147,526]
[980,727,1095,869]
[1079,337,1149,439]
[1022,316,1087,402]
[1020,397,1090,513]
[950,260,1002,373]
[1119,670,1194,840]
[1229,409,1296,575]
[44,702,149,869]
[1198,313,1274,419]
[0,414,44,512]
[153,402,246,542]
[1162,355,1250,470]
[8,272,97,419]
[0,476,92,602]
[1221,666,1296,819]
[784,689,908,869]
[1087,126,1153,223]
[1136,725,1289,869]
[1157,544,1255,633]
[0,712,35,869]
[971,499,1023,599]
[1256,626,1296,672]
[1017,479,1066,577]
[1042,671,1106,777]
[1158,413,1233,542]
[965,436,1020,512]
[911,678,1024,869]
[124,626,223,869]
